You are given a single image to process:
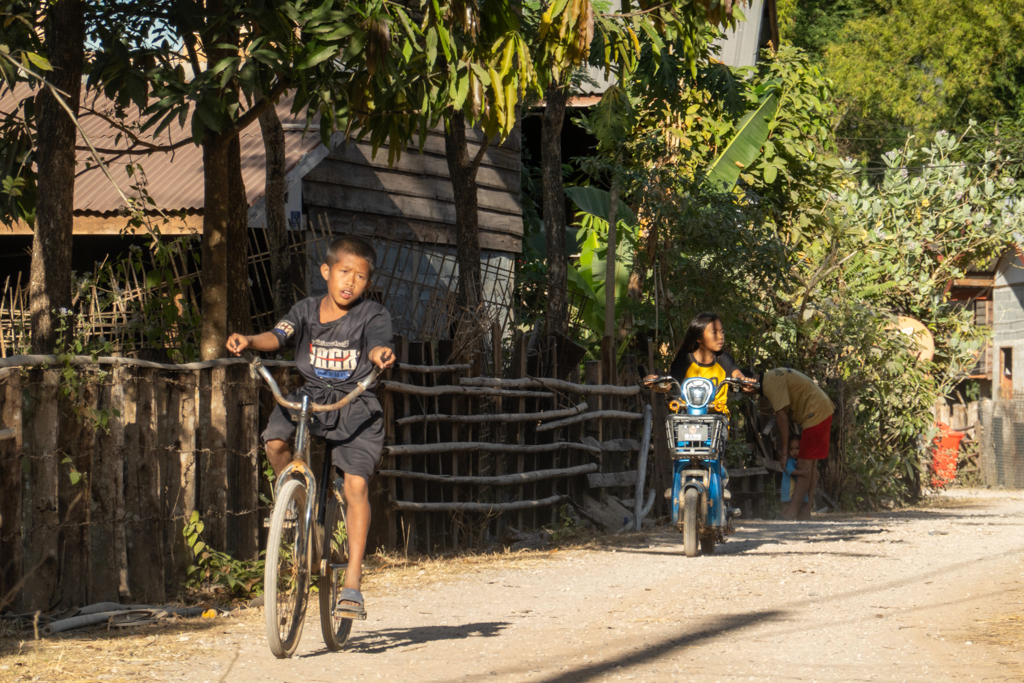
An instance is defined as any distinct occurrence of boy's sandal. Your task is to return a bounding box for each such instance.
[334,588,367,621]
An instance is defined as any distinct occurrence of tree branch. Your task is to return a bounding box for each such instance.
[601,3,670,18]
[225,78,290,138]
[79,108,193,153]
[184,35,202,76]
[73,139,194,154]
[470,135,492,172]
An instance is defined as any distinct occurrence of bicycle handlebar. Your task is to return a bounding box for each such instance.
[247,353,383,412]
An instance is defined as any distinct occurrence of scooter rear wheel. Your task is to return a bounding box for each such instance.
[683,489,699,557]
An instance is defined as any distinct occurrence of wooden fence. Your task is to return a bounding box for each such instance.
[0,360,274,613]
[0,340,652,612]
[375,336,649,553]
[0,339,775,613]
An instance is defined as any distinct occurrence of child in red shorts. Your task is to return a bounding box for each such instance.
[758,368,834,521]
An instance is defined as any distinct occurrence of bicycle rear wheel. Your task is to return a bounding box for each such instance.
[264,478,310,658]
[319,480,353,650]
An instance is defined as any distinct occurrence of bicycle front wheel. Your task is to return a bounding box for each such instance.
[320,480,353,650]
[264,477,310,658]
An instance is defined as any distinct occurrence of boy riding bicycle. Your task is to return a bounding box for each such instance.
[227,234,395,620]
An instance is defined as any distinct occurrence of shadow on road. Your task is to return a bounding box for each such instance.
[469,610,786,683]
[591,503,1022,559]
[337,621,511,655]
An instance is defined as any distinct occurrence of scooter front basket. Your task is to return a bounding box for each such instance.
[667,413,727,459]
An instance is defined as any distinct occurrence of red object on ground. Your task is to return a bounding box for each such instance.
[931,422,964,488]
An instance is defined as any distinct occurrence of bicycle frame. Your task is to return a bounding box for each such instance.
[272,396,317,579]
[249,353,383,657]
[254,355,378,576]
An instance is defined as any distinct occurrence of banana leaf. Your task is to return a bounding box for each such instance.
[565,185,636,225]
[704,89,779,192]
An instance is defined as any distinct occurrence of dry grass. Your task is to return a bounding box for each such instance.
[962,582,1024,678]
[0,542,592,682]
[970,614,1024,677]
[0,617,225,683]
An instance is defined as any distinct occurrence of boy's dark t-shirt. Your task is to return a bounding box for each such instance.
[271,296,394,439]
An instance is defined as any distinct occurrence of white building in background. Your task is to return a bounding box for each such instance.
[992,249,1024,397]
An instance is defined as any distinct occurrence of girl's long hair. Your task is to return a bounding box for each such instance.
[679,312,722,356]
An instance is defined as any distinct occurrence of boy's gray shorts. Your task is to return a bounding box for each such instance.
[261,395,384,481]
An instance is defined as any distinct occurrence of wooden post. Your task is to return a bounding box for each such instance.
[512,336,526,531]
[229,364,260,560]
[409,341,430,554]
[382,337,398,550]
[124,368,165,603]
[397,337,416,552]
[199,367,229,553]
[56,373,96,609]
[601,335,617,388]
[161,372,198,590]
[21,369,61,611]
[651,392,671,517]
[490,322,503,538]
[439,338,461,552]
[0,371,24,608]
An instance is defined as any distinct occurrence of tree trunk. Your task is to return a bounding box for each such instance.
[618,203,658,342]
[542,81,569,337]
[604,161,621,341]
[602,161,621,382]
[29,0,84,354]
[226,134,251,337]
[257,91,291,322]
[200,135,232,360]
[444,111,484,315]
[198,0,249,360]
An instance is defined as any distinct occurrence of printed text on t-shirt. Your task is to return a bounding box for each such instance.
[309,340,358,380]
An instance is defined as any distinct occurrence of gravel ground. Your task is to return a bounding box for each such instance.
[5,488,1024,682]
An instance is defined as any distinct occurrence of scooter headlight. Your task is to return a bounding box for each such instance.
[681,377,715,409]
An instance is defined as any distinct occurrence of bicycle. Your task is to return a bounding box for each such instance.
[248,355,381,658]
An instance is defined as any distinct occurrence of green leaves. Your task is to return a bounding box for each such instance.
[24,52,51,73]
[563,186,639,344]
[704,88,780,192]
[564,186,636,225]
[587,84,636,153]
[182,510,263,596]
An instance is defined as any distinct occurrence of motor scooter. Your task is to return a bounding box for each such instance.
[643,375,759,556]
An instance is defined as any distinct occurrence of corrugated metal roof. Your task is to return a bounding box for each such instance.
[0,84,325,216]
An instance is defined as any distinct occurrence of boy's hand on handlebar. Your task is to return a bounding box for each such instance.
[369,346,396,370]
[226,333,251,356]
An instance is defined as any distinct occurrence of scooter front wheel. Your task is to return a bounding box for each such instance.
[683,488,699,557]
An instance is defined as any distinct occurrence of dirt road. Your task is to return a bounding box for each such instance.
[6,489,1024,682]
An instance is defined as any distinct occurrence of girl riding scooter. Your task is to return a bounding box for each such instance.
[649,312,754,403]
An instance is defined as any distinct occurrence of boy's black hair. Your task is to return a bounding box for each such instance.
[325,234,377,276]
[679,312,722,355]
